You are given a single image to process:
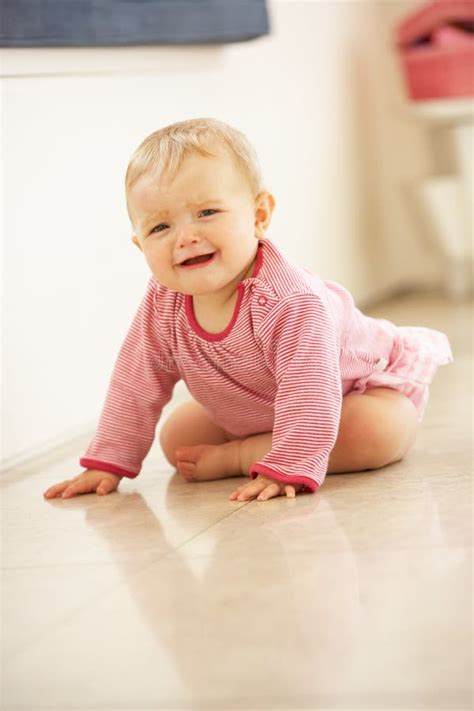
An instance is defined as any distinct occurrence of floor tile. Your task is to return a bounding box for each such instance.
[3,543,470,710]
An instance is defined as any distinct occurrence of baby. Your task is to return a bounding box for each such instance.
[44,118,453,503]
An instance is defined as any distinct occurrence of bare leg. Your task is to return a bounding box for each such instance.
[327,388,420,473]
[172,388,420,482]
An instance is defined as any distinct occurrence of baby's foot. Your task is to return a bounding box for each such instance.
[175,441,243,482]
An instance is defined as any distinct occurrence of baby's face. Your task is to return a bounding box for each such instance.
[128,151,267,298]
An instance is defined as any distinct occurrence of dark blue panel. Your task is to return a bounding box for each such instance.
[0,0,270,47]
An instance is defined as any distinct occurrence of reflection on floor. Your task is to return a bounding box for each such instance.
[2,292,472,711]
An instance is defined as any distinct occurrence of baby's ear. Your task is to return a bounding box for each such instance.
[255,192,275,238]
[132,235,143,252]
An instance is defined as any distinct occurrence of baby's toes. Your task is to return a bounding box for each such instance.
[175,445,205,463]
[177,460,196,481]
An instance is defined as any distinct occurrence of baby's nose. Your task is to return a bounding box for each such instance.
[176,225,199,246]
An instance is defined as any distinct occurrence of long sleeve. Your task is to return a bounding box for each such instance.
[250,293,342,492]
[80,280,181,478]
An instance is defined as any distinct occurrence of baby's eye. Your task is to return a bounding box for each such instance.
[199,209,218,218]
[150,223,169,234]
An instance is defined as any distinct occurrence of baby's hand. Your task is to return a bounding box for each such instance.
[43,469,121,500]
[229,474,303,502]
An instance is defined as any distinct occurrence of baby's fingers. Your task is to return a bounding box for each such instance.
[60,479,92,499]
[43,471,119,500]
[229,478,271,502]
[97,477,118,496]
[256,482,282,501]
[229,481,261,501]
[43,480,73,499]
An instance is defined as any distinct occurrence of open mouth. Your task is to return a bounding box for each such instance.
[179,252,216,268]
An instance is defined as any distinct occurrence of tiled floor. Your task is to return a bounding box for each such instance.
[2,292,472,711]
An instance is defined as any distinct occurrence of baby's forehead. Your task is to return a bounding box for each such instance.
[132,150,249,201]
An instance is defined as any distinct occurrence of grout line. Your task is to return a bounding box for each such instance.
[2,500,249,663]
[2,500,250,573]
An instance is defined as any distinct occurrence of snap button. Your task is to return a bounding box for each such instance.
[374,357,388,371]
[257,296,267,306]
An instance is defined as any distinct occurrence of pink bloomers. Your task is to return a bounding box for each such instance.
[350,326,453,422]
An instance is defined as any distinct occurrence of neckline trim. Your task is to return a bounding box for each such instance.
[184,239,264,342]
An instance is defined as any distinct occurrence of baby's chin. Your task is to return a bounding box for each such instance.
[152,259,249,297]
[152,274,225,297]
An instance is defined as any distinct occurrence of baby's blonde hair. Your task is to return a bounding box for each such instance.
[125,118,263,197]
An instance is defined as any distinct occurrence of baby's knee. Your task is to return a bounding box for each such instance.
[159,425,178,467]
[158,399,230,468]
[158,405,188,466]
[340,390,419,470]
[362,391,419,468]
[366,427,405,469]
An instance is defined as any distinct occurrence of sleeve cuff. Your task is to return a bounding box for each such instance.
[249,463,319,493]
[79,458,139,479]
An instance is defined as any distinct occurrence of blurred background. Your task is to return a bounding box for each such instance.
[1,0,473,471]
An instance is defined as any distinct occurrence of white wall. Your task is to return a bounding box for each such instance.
[1,1,441,468]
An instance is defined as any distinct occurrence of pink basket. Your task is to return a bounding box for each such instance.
[395,0,474,101]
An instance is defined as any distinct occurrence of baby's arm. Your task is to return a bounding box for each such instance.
[43,280,180,499]
[244,293,342,496]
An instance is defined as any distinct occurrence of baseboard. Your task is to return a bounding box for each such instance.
[1,381,192,477]
[0,425,95,477]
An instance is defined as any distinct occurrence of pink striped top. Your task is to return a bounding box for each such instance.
[80,238,402,492]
